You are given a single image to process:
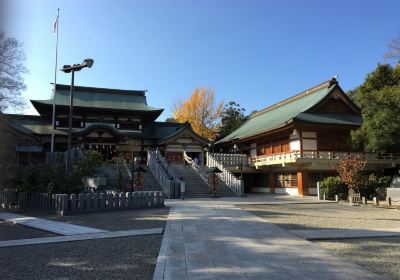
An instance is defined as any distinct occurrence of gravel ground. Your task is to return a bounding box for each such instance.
[0,234,162,280]
[0,220,58,241]
[316,237,400,280]
[240,202,400,230]
[0,207,169,279]
[241,202,400,280]
[23,207,170,231]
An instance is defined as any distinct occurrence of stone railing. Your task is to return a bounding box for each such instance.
[183,151,210,187]
[0,191,164,216]
[210,153,249,167]
[147,150,180,198]
[253,151,400,167]
[206,153,244,197]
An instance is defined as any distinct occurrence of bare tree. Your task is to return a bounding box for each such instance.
[384,33,400,63]
[0,31,28,111]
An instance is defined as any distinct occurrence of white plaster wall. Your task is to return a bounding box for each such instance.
[302,131,316,138]
[250,143,257,157]
[275,188,299,195]
[302,139,317,150]
[251,187,271,193]
[290,140,301,151]
[308,187,317,195]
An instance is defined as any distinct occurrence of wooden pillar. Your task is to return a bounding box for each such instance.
[140,139,144,163]
[269,173,275,194]
[297,171,308,196]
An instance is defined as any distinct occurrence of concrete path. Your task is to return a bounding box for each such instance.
[154,202,380,280]
[291,228,400,240]
[0,212,107,235]
[0,227,163,248]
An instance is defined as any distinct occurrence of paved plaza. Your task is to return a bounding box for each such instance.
[154,198,380,280]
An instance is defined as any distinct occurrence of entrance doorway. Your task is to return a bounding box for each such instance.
[186,152,202,165]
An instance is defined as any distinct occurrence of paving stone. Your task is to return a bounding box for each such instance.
[153,200,381,280]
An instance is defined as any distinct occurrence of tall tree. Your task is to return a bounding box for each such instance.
[173,88,223,140]
[349,63,400,152]
[0,31,28,111]
[218,101,246,140]
[385,33,400,63]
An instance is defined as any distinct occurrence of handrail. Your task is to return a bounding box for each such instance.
[155,150,181,182]
[147,150,178,198]
[183,151,210,187]
[206,152,244,197]
[121,158,132,178]
[253,151,400,165]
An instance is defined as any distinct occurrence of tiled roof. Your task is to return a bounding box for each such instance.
[216,78,361,144]
[31,84,163,113]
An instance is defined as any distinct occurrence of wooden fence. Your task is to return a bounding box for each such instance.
[0,191,164,216]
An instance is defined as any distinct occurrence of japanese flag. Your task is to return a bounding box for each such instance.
[52,15,58,35]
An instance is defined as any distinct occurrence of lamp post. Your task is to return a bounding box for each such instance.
[62,58,94,175]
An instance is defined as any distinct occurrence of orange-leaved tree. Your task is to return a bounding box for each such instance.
[173,88,223,141]
[336,154,367,193]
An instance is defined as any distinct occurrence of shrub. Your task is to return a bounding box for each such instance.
[336,155,367,193]
[359,174,391,200]
[9,151,103,194]
[320,176,348,199]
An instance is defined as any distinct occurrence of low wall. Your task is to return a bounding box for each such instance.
[0,191,18,209]
[0,191,164,216]
[387,188,400,201]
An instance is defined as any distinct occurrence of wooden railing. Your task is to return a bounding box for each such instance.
[206,153,244,197]
[252,151,400,166]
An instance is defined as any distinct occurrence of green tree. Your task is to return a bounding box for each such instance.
[349,63,400,152]
[385,33,400,64]
[218,101,246,140]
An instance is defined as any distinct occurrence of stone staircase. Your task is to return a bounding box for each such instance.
[139,165,164,192]
[170,164,235,198]
[97,163,162,192]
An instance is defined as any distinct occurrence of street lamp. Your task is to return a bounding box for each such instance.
[62,58,94,175]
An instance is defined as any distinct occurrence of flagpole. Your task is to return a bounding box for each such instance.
[51,8,59,154]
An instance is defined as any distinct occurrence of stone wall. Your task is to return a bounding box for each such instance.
[0,191,164,216]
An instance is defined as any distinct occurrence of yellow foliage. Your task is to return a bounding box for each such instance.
[173,88,223,141]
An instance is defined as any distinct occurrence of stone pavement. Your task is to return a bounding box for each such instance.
[0,212,107,235]
[291,228,400,240]
[154,201,380,280]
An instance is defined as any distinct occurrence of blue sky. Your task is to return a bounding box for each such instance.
[2,0,399,119]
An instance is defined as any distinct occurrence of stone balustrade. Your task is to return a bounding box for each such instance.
[210,153,249,167]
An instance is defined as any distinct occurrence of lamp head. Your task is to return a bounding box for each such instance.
[62,65,72,73]
[82,58,94,68]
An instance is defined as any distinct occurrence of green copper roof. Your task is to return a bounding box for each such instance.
[31,84,163,113]
[295,113,362,126]
[217,79,360,144]
[5,114,66,136]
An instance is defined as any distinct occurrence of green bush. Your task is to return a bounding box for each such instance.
[10,151,103,194]
[320,176,348,199]
[359,174,391,200]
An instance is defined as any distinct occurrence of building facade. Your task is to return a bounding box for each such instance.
[216,78,400,195]
[2,84,208,168]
